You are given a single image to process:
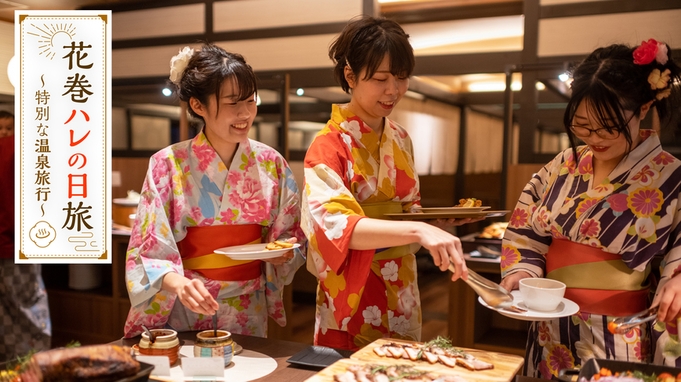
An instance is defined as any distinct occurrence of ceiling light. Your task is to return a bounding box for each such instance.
[161,88,172,96]
[559,72,570,82]
[535,82,546,91]
[296,88,304,96]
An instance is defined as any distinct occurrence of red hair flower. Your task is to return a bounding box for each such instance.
[633,39,659,65]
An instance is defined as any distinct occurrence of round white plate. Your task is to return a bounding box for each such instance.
[478,290,579,321]
[415,206,491,213]
[168,345,277,380]
[113,198,139,206]
[214,243,300,260]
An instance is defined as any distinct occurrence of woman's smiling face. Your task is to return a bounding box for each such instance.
[192,78,257,146]
[571,100,643,164]
[346,53,409,130]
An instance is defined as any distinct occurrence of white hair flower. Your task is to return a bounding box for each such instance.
[169,46,194,84]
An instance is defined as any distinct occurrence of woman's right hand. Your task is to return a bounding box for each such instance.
[162,272,219,316]
[499,271,532,292]
[415,222,468,281]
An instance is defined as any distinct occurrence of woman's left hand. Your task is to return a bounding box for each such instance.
[653,274,681,323]
[263,237,297,265]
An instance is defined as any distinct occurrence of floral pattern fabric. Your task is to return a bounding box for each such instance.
[301,104,422,350]
[501,130,681,377]
[124,132,305,338]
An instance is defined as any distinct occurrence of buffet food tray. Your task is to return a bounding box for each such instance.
[306,338,523,382]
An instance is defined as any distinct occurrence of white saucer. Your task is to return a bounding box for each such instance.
[478,290,579,321]
[214,243,300,260]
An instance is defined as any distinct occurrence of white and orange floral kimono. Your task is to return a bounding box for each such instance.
[301,104,422,350]
[502,130,681,377]
[123,132,305,338]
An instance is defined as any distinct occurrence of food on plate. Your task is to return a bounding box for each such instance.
[265,240,294,250]
[333,364,467,382]
[372,337,494,371]
[478,222,508,239]
[3,344,141,382]
[578,367,681,382]
[607,321,620,335]
[457,198,482,208]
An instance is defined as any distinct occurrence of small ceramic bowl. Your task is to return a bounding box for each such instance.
[138,329,180,366]
[194,330,234,367]
[519,278,566,312]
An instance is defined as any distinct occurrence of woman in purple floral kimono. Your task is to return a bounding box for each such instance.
[500,39,681,377]
[123,44,305,338]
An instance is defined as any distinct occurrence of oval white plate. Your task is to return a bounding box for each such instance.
[478,290,579,321]
[214,243,300,260]
[113,198,139,206]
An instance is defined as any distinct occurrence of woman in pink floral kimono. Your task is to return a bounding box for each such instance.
[500,39,681,377]
[123,44,305,338]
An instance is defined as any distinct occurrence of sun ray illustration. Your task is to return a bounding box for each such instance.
[26,22,76,60]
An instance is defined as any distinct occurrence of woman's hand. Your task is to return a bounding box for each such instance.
[653,274,681,323]
[162,272,219,316]
[499,271,532,292]
[263,237,298,265]
[415,222,468,282]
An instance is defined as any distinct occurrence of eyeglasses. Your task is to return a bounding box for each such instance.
[569,125,621,139]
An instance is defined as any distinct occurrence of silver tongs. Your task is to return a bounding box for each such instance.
[608,306,658,334]
[448,262,514,309]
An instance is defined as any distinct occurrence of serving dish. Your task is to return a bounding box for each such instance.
[558,358,681,382]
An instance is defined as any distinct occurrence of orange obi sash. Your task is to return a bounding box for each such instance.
[546,239,650,316]
[178,224,263,281]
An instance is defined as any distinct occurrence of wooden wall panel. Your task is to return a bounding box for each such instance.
[213,0,362,32]
[0,20,13,96]
[112,4,205,40]
[538,9,681,57]
[112,157,150,199]
[505,163,543,209]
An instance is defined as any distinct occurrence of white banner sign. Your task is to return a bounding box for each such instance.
[16,11,111,263]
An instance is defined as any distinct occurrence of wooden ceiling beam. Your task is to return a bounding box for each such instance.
[382,0,522,24]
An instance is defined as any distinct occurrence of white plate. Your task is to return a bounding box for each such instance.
[415,206,491,213]
[113,198,139,206]
[214,243,300,260]
[385,210,510,220]
[478,290,579,321]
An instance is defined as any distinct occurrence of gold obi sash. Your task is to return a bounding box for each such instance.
[361,202,412,260]
[546,239,650,316]
[178,224,263,281]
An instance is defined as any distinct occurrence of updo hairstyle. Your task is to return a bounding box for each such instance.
[564,41,680,155]
[174,43,257,121]
[329,16,415,94]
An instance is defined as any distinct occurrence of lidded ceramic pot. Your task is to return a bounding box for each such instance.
[138,329,181,366]
[194,330,234,366]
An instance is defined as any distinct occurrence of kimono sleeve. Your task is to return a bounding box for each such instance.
[501,155,562,278]
[652,188,681,365]
[259,158,306,326]
[125,153,184,310]
[302,131,367,274]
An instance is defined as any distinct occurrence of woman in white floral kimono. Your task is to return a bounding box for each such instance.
[123,44,305,338]
[500,39,681,377]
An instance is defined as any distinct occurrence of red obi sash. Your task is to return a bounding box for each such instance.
[177,224,263,281]
[545,239,650,316]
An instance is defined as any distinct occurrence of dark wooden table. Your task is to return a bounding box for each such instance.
[114,331,318,381]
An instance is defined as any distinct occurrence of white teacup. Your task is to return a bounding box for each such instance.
[519,278,566,312]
